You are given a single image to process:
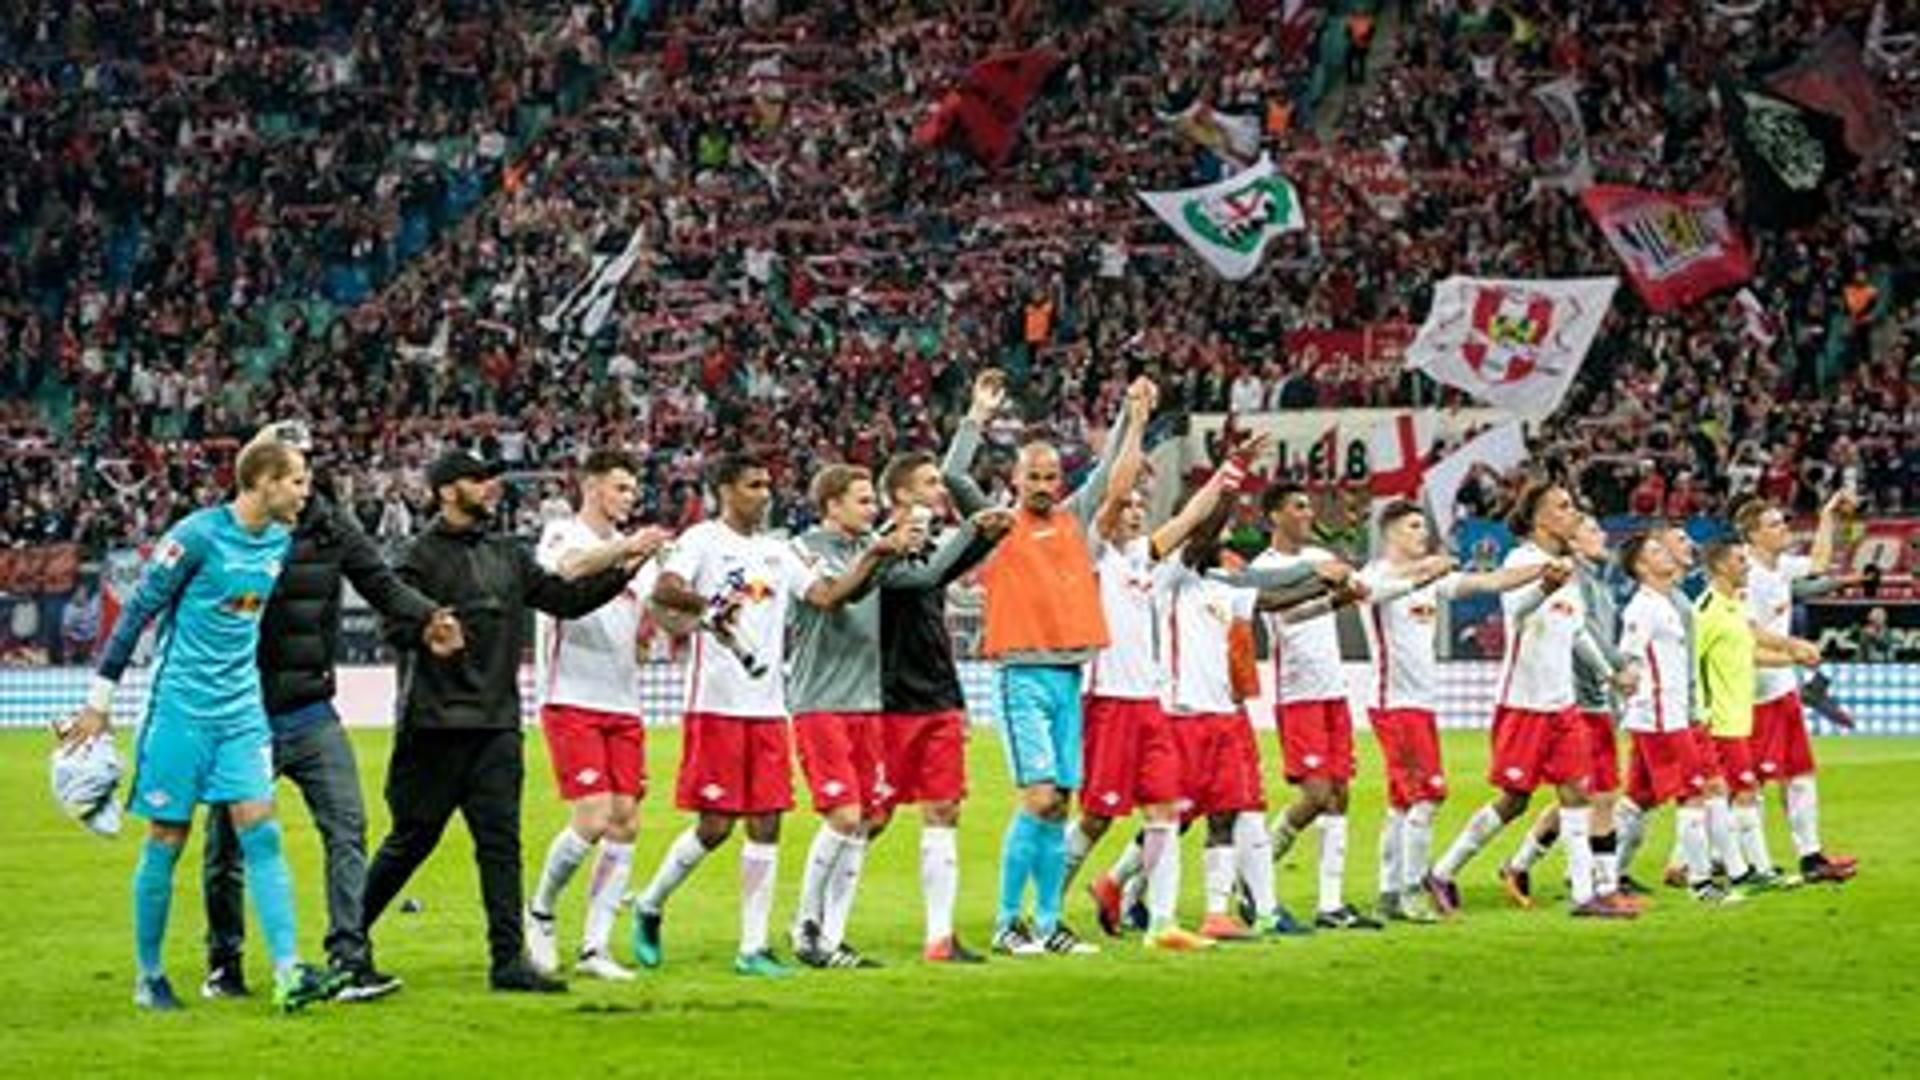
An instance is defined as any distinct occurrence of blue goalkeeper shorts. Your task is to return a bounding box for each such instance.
[128,711,274,823]
[997,664,1084,791]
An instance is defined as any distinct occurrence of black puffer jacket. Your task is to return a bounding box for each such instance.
[258,491,438,717]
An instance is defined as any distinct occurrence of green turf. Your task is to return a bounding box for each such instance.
[3,728,1917,1077]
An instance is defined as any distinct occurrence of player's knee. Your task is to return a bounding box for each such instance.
[228,799,276,831]
[1205,814,1235,846]
[825,804,864,836]
[923,802,960,828]
[1018,786,1057,817]
[695,814,736,848]
[1079,815,1111,841]
[150,821,190,847]
[744,813,782,845]
[1495,791,1531,820]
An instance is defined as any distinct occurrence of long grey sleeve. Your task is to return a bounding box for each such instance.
[1208,562,1321,591]
[940,418,994,516]
[1066,402,1134,527]
[880,521,984,591]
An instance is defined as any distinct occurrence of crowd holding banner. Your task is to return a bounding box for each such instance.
[1581,186,1755,313]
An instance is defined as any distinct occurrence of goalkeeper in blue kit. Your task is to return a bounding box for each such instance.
[62,440,341,1013]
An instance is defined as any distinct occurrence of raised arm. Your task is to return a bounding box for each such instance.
[1068,378,1149,526]
[1148,434,1266,561]
[1807,490,1855,575]
[940,370,1003,517]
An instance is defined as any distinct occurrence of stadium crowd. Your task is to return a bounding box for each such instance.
[2,0,1917,556]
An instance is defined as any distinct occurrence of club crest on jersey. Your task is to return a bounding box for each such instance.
[1549,598,1577,616]
[154,538,186,569]
[1407,600,1437,622]
[223,591,268,616]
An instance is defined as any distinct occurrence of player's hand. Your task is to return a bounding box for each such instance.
[1124,377,1158,421]
[969,369,1008,422]
[59,706,110,750]
[877,520,927,556]
[1823,489,1859,518]
[1612,663,1641,697]
[1312,560,1353,585]
[1332,578,1370,607]
[623,526,673,563]
[1412,554,1457,581]
[1789,639,1822,667]
[970,508,1016,540]
[1540,559,1574,592]
[423,609,465,657]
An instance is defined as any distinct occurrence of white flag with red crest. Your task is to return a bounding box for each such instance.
[1405,275,1617,420]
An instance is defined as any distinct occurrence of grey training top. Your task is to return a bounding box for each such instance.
[1574,558,1626,712]
[941,400,1132,667]
[785,521,983,713]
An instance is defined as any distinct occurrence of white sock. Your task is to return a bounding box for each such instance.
[1786,776,1822,858]
[1143,822,1180,929]
[1561,806,1595,905]
[1234,812,1277,919]
[920,827,958,945]
[1434,805,1506,882]
[1317,814,1349,914]
[1594,843,1620,898]
[1734,802,1774,875]
[637,828,709,914]
[1508,827,1554,873]
[821,836,867,951]
[1402,801,1437,888]
[739,841,779,955]
[1677,805,1711,885]
[1108,834,1145,887]
[532,825,595,917]
[1063,820,1096,892]
[1378,810,1405,898]
[581,840,633,956]
[1615,800,1647,878]
[1204,846,1235,915]
[795,824,846,937]
[1706,796,1750,880]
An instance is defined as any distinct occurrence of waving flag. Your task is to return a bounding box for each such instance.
[1138,155,1306,280]
[913,48,1059,168]
[1406,276,1618,419]
[1767,29,1898,163]
[1721,78,1858,228]
[1159,100,1264,165]
[1581,185,1753,312]
[541,227,645,338]
[1526,77,1593,191]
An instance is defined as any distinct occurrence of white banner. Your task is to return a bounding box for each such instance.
[540,227,646,338]
[1406,275,1618,419]
[1138,155,1305,280]
[1527,76,1593,191]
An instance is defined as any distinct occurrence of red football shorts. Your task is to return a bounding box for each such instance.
[1752,692,1817,781]
[1276,698,1355,783]
[675,712,794,814]
[878,710,968,810]
[1081,696,1182,817]
[1581,709,1622,795]
[1488,705,1589,794]
[540,704,646,801]
[1708,734,1761,794]
[1172,711,1267,820]
[1626,729,1708,807]
[1369,707,1447,810]
[793,712,885,815]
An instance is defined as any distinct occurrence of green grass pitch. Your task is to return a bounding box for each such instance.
[4,728,1917,1077]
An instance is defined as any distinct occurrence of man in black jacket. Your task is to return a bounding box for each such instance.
[201,423,462,1003]
[360,449,675,992]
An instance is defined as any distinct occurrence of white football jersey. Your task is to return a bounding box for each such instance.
[1746,552,1811,704]
[1086,533,1162,700]
[1356,563,1462,712]
[1617,586,1690,733]
[662,520,822,719]
[1252,545,1346,704]
[1496,543,1586,712]
[533,517,652,717]
[1156,562,1256,716]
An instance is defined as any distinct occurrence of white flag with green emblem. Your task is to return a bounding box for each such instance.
[1138,155,1305,281]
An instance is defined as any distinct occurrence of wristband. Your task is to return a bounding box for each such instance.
[86,675,116,714]
[1212,453,1251,490]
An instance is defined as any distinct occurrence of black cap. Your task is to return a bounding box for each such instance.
[427,449,503,491]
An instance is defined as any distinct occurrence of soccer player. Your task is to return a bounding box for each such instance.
[1071,431,1261,951]
[872,451,1012,964]
[786,464,991,969]
[1498,514,1639,911]
[1611,534,1733,902]
[1250,481,1382,930]
[1356,500,1551,922]
[200,421,454,1003]
[1694,540,1823,894]
[630,453,912,977]
[942,369,1146,956]
[1421,481,1633,918]
[1735,494,1860,882]
[525,451,672,982]
[63,440,343,1012]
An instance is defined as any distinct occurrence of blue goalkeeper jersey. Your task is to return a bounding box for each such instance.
[98,505,292,732]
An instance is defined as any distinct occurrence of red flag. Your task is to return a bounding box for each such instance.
[1766,29,1898,163]
[1580,185,1753,313]
[913,49,1059,168]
